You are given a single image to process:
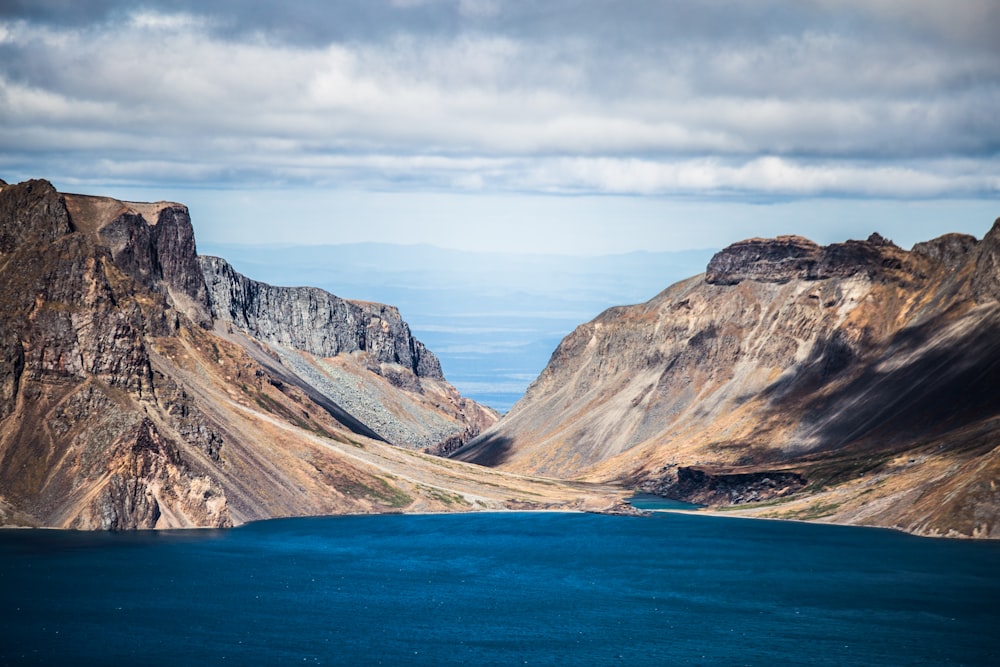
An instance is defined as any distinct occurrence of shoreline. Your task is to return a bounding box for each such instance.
[4,503,995,541]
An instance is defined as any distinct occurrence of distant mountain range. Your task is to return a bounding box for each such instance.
[454,226,1000,538]
[200,242,716,412]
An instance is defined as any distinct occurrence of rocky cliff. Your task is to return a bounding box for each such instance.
[0,178,618,530]
[198,255,497,450]
[454,223,1000,538]
[200,256,441,378]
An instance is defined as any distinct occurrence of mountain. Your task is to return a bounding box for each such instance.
[454,226,1000,538]
[198,255,497,452]
[201,242,716,413]
[0,179,627,529]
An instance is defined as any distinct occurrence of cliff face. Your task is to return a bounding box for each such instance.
[199,254,494,450]
[95,202,212,327]
[0,180,220,529]
[200,256,442,379]
[1,179,602,531]
[704,232,904,285]
[455,222,1000,538]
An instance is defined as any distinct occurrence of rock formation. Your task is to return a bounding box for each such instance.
[704,232,905,285]
[454,223,1000,538]
[0,178,619,530]
[198,255,496,450]
[200,256,441,378]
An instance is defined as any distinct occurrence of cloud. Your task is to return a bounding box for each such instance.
[0,0,997,202]
[525,156,1000,198]
[126,9,204,31]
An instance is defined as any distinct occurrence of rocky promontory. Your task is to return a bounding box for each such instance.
[705,232,907,285]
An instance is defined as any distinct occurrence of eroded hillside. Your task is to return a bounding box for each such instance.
[0,179,626,529]
[454,227,1000,538]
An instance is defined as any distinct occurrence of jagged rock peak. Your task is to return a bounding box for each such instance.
[865,232,895,247]
[200,256,443,379]
[911,232,979,270]
[0,179,74,253]
[970,218,1000,303]
[88,199,212,326]
[706,231,904,285]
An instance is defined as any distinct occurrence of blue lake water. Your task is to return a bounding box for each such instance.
[1,511,998,665]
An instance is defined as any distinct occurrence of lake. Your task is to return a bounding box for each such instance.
[1,511,997,665]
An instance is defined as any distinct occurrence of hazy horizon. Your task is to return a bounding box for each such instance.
[200,241,718,412]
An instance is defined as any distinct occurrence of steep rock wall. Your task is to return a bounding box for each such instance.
[95,203,212,326]
[200,256,442,379]
[0,180,226,529]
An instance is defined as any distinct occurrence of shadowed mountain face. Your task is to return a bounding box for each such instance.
[0,179,629,530]
[454,225,1000,538]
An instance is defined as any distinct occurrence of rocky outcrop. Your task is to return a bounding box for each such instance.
[0,179,73,253]
[705,232,907,285]
[96,203,212,326]
[970,219,1000,303]
[0,199,156,399]
[645,466,808,506]
[456,227,1000,538]
[196,255,494,451]
[705,235,821,285]
[200,256,442,379]
[911,232,979,270]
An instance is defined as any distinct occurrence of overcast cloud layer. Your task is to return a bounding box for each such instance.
[1,1,998,250]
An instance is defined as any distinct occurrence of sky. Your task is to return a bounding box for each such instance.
[1,0,999,254]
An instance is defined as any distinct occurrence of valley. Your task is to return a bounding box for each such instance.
[1,177,997,538]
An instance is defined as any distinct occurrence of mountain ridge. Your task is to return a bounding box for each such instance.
[0,178,626,529]
[454,222,1000,538]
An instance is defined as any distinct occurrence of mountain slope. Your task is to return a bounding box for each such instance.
[199,255,497,451]
[454,227,1000,538]
[201,241,717,413]
[0,179,624,529]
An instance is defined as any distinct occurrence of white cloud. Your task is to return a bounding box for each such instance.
[0,0,997,205]
[0,76,113,123]
[520,156,1000,198]
[127,10,204,32]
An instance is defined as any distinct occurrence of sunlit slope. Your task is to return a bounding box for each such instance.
[455,228,1000,538]
[0,179,624,529]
